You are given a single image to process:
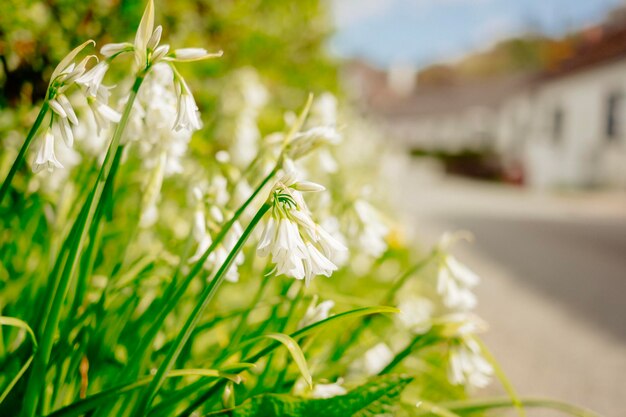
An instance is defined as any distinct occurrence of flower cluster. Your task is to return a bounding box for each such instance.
[189,187,244,283]
[99,0,220,133]
[257,161,347,285]
[441,314,493,388]
[436,232,480,311]
[33,41,120,173]
[33,0,221,180]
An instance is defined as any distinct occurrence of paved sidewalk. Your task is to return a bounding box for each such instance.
[395,162,626,417]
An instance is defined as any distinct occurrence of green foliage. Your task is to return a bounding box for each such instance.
[0,0,337,108]
[208,375,413,417]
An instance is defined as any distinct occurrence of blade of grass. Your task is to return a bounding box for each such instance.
[130,203,272,416]
[21,75,145,417]
[378,332,439,375]
[178,306,400,416]
[120,166,278,385]
[0,102,49,205]
[331,252,435,362]
[45,365,254,417]
[413,400,462,417]
[0,317,38,404]
[262,333,312,388]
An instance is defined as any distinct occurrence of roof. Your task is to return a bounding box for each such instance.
[544,22,626,80]
[367,74,536,118]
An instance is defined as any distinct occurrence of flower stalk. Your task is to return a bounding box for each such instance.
[20,75,145,417]
[0,102,49,205]
[131,202,272,416]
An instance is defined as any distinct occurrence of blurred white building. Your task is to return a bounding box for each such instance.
[346,22,626,189]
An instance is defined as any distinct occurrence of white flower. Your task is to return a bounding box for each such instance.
[286,126,342,160]
[363,343,393,375]
[76,61,109,97]
[54,116,74,148]
[347,199,389,258]
[168,48,223,62]
[309,92,338,127]
[100,42,133,57]
[139,151,166,228]
[257,175,346,285]
[173,79,202,132]
[311,381,347,398]
[397,297,434,334]
[437,254,480,311]
[128,63,192,176]
[120,0,221,70]
[133,0,156,68]
[303,242,338,284]
[51,94,79,125]
[48,40,95,90]
[189,190,244,283]
[87,90,122,135]
[298,297,334,329]
[258,216,308,280]
[438,312,489,338]
[33,129,63,173]
[447,338,493,388]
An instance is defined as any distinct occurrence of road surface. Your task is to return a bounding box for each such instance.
[394,161,626,417]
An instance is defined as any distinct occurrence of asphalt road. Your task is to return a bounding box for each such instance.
[450,215,626,342]
[394,165,626,417]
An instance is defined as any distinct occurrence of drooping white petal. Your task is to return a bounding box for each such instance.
[33,130,63,173]
[56,94,78,125]
[446,255,480,287]
[49,99,67,119]
[49,40,95,87]
[168,48,223,62]
[76,61,109,97]
[56,117,74,148]
[100,42,133,57]
[173,86,202,132]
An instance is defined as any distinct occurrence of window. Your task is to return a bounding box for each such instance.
[606,91,623,141]
[552,107,563,143]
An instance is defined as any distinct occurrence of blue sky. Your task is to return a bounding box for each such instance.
[329,0,624,68]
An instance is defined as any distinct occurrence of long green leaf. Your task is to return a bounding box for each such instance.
[0,317,38,404]
[207,374,413,417]
[176,306,400,416]
[412,400,462,417]
[263,333,312,388]
[0,317,38,349]
[45,364,255,417]
[227,306,399,364]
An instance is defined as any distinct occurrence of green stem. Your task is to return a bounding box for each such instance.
[21,76,144,417]
[182,306,399,416]
[215,269,271,364]
[0,101,49,205]
[131,203,271,416]
[330,252,434,362]
[474,337,526,417]
[378,332,437,375]
[120,166,278,384]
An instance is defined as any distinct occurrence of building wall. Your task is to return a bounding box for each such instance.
[385,59,626,188]
[520,59,626,188]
